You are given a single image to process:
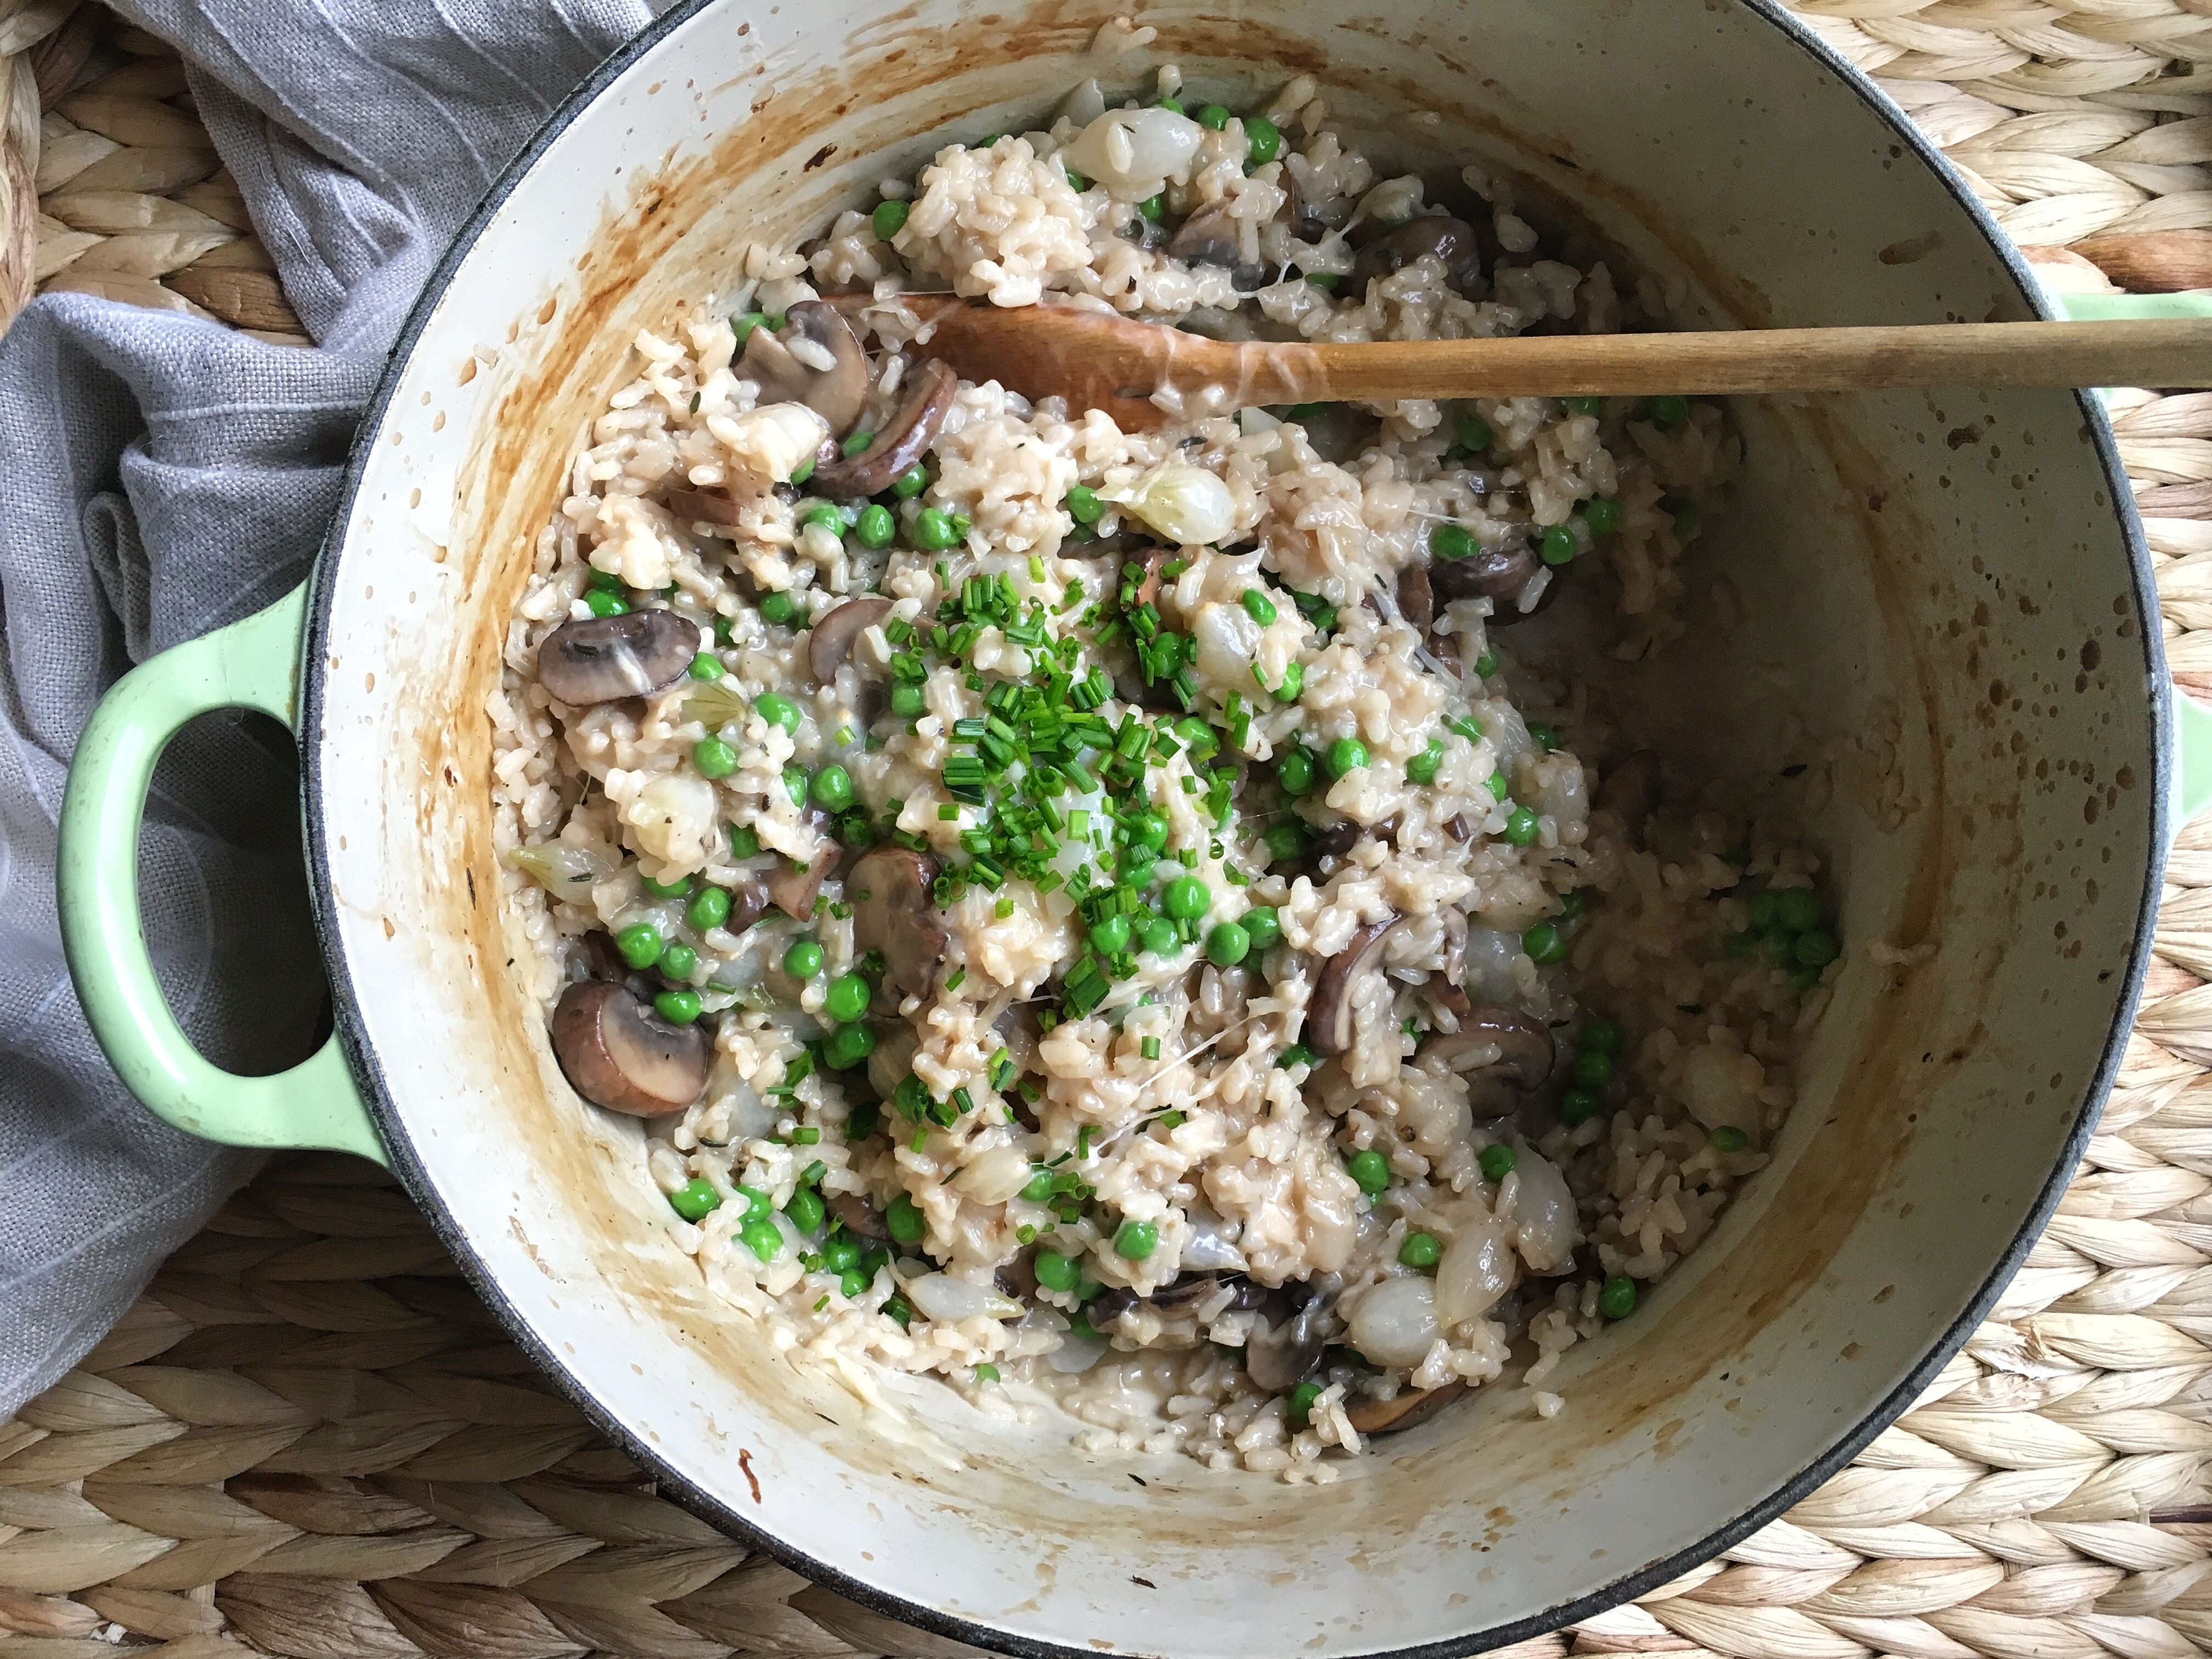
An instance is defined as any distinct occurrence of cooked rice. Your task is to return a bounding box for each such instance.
[488,65,1832,1478]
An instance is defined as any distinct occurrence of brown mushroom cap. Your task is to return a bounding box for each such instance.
[848,845,950,1000]
[738,301,871,435]
[768,842,840,922]
[1346,1381,1466,1437]
[1308,917,1401,1058]
[809,358,957,498]
[550,981,712,1117]
[661,485,746,527]
[1352,213,1487,296]
[1419,1005,1555,1089]
[1598,749,1662,848]
[1246,1286,1333,1392]
[535,608,698,707]
[1397,563,1434,634]
[830,1192,893,1242]
[809,595,895,685]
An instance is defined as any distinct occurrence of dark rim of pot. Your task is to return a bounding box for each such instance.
[297,2,2169,1654]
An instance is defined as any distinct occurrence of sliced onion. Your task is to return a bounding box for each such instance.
[682,679,750,733]
[1347,1276,1440,1368]
[627,773,720,870]
[1181,1206,1246,1272]
[1062,108,1204,199]
[506,842,617,898]
[952,1141,1036,1206]
[1434,1220,1517,1326]
[1113,464,1234,546]
[1047,1327,1107,1373]
[903,1272,1024,1324]
[1505,1149,1581,1274]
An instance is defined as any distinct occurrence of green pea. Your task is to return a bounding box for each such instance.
[892,464,930,498]
[1406,738,1444,786]
[654,988,701,1025]
[1129,810,1170,851]
[811,764,854,811]
[686,886,731,930]
[755,691,800,733]
[1175,716,1218,757]
[1795,930,1839,968]
[824,972,871,1023]
[1558,1085,1601,1124]
[693,737,738,779]
[855,503,896,549]
[729,825,761,859]
[1646,394,1690,429]
[658,941,698,980]
[759,591,801,627]
[1241,588,1279,626]
[1245,115,1282,165]
[1572,1049,1612,1087]
[1064,167,1089,191]
[688,652,723,681]
[1305,272,1340,293]
[1430,522,1476,562]
[1479,1143,1517,1182]
[1241,906,1282,952]
[1065,483,1103,524]
[1263,823,1308,863]
[1325,737,1368,778]
[886,1193,925,1244]
[1198,103,1231,129]
[640,870,694,899]
[1346,1148,1390,1194]
[730,311,769,347]
[825,1023,874,1070]
[1164,876,1210,921]
[1747,890,1781,930]
[1138,194,1164,223]
[1560,889,1586,919]
[1521,922,1565,966]
[1090,913,1132,956]
[1540,524,1580,567]
[891,684,926,718]
[615,923,663,970]
[787,456,815,487]
[669,1178,721,1221]
[1583,496,1623,535]
[913,507,959,550]
[1599,1275,1638,1320]
[1525,723,1556,753]
[1287,1380,1322,1421]
[1565,394,1602,417]
[871,198,909,240]
[587,567,625,592]
[1141,916,1181,956]
[839,1266,871,1299]
[1582,1017,1622,1056]
[1035,1250,1080,1293]
[786,1186,826,1233]
[1398,1231,1441,1268]
[800,503,845,534]
[1119,848,1154,885]
[738,1218,784,1262]
[1454,413,1492,454]
[1152,96,1184,113]
[1114,1219,1159,1260]
[583,588,630,618]
[1504,806,1540,847]
[1775,887,1824,933]
[822,1234,862,1271]
[1710,1125,1750,1154]
[1205,922,1250,967]
[783,939,825,979]
[1472,650,1500,678]
[1276,746,1317,795]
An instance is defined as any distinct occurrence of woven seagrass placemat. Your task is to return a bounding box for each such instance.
[8,4,2212,1655]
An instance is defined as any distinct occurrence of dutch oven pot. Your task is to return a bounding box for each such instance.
[55,0,2212,1652]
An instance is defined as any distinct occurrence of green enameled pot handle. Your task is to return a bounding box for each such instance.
[2059,289,2212,831]
[57,582,386,1165]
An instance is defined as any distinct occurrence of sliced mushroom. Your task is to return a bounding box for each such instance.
[1154,1271,1266,1316]
[550,981,712,1117]
[768,842,840,922]
[1351,213,1486,296]
[1308,917,1402,1057]
[849,845,950,999]
[661,485,745,527]
[997,1255,1040,1301]
[1308,819,1362,861]
[738,300,870,436]
[1087,1285,1143,1328]
[1419,1006,1555,1089]
[1430,539,1560,627]
[536,609,698,707]
[809,595,895,684]
[830,1192,892,1242]
[1246,1286,1333,1392]
[1397,562,1434,634]
[719,876,770,939]
[1346,1381,1465,1437]
[810,358,957,498]
[1598,749,1662,848]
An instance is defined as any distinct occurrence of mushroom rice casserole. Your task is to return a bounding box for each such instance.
[491,65,1839,1479]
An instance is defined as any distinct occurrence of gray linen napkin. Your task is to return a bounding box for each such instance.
[0,0,651,1417]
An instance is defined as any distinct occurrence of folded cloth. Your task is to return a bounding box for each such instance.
[0,0,651,1417]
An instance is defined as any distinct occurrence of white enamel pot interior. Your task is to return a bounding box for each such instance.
[302,0,2165,1653]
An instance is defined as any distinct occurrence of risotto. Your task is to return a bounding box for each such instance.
[489,63,1838,1479]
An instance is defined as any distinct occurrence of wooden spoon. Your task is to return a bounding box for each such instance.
[838,294,2212,432]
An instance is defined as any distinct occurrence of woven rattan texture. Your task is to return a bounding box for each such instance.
[7,3,2212,1655]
